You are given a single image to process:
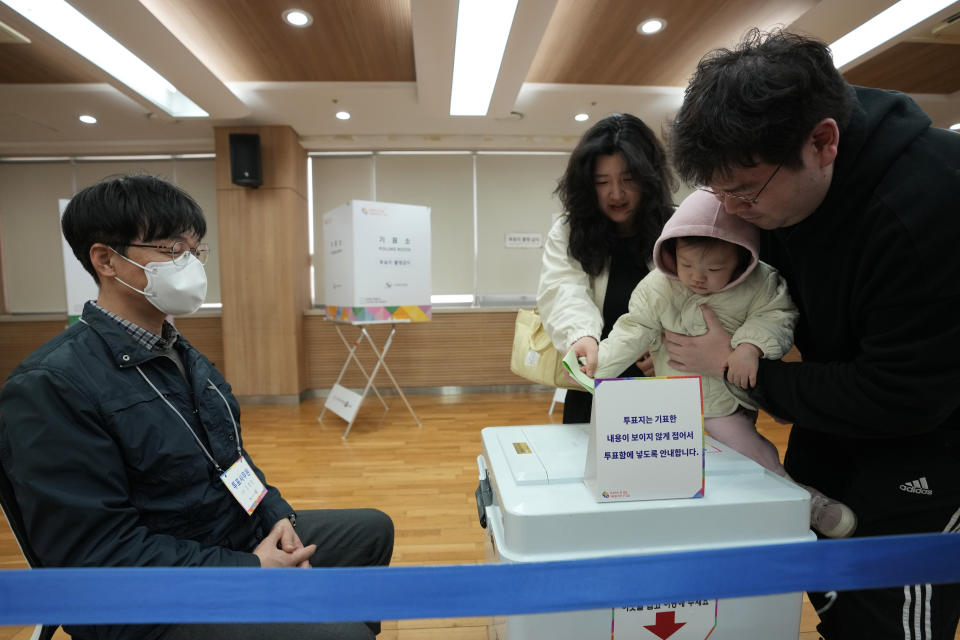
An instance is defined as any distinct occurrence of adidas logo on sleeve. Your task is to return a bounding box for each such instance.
[900,477,933,495]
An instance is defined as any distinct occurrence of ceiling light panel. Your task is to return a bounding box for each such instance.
[449,0,519,116]
[0,0,208,117]
[830,0,958,68]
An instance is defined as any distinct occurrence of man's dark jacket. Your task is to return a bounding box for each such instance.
[0,302,293,639]
[751,86,960,441]
[748,86,960,529]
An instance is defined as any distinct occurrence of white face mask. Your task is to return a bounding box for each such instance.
[111,248,208,316]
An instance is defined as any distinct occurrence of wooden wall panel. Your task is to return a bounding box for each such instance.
[0,319,67,383]
[216,125,309,398]
[0,316,221,385]
[0,313,805,392]
[217,187,308,396]
[0,312,527,391]
[304,312,526,389]
[217,189,306,330]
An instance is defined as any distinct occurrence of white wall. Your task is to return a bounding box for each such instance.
[476,154,569,300]
[310,152,569,306]
[1,152,691,313]
[0,157,219,313]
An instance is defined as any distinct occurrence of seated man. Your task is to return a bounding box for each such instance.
[0,174,393,640]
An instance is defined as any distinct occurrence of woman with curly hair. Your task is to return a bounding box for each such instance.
[537,113,675,423]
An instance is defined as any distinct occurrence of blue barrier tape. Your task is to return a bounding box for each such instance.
[1,532,958,626]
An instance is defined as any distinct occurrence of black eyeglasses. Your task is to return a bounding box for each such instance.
[124,241,209,266]
[698,164,782,204]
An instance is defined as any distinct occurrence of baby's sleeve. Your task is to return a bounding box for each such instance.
[595,274,664,378]
[730,265,799,360]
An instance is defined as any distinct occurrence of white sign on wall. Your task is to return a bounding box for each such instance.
[584,376,704,502]
[504,232,542,248]
[59,198,98,323]
[323,200,431,323]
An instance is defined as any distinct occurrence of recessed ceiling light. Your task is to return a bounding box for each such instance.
[950,123,960,131]
[335,111,351,120]
[282,9,312,27]
[78,114,97,124]
[574,113,589,122]
[638,19,666,35]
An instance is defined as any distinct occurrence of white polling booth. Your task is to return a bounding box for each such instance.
[322,199,431,323]
[478,423,814,640]
[320,200,431,438]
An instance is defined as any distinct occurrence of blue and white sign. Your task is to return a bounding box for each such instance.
[584,376,704,502]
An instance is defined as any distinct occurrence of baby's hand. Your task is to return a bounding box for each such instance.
[570,336,599,377]
[725,344,761,389]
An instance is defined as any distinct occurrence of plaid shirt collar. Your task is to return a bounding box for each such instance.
[91,301,179,352]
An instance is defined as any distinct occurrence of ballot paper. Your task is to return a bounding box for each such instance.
[561,348,596,392]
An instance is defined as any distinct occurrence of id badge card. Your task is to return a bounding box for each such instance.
[220,456,268,515]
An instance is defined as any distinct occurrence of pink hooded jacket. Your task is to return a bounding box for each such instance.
[653,189,760,291]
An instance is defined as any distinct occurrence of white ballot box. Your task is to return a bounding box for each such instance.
[323,199,431,323]
[479,424,814,640]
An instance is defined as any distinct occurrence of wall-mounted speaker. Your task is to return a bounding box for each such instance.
[229,133,262,188]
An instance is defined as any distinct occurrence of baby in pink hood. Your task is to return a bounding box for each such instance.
[587,189,856,538]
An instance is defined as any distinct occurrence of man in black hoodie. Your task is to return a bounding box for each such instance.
[665,29,960,639]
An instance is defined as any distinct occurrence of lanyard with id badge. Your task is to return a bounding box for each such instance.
[136,367,267,515]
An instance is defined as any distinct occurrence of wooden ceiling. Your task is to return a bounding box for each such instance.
[843,41,960,94]
[1,0,958,92]
[140,0,416,82]
[0,8,100,83]
[526,0,818,86]
[0,0,958,154]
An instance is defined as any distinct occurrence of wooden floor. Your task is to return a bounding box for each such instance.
[0,392,956,639]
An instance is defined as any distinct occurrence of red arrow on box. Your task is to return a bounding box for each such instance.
[644,610,686,639]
